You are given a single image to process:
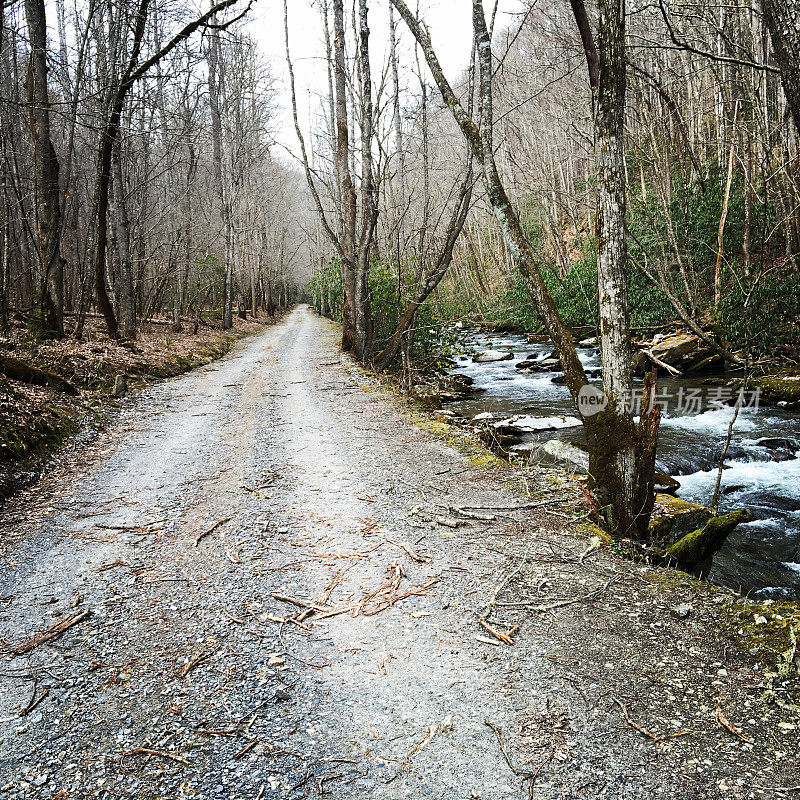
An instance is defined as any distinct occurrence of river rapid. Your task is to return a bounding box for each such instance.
[448,330,800,598]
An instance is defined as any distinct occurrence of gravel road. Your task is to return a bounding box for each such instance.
[0,306,797,799]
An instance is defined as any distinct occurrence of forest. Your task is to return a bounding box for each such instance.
[1,1,800,796]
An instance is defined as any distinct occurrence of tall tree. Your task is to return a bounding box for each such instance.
[205,23,234,330]
[761,0,800,132]
[24,0,65,336]
[392,0,660,538]
[92,0,245,338]
[570,0,660,535]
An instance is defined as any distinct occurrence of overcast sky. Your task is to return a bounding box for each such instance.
[245,0,523,151]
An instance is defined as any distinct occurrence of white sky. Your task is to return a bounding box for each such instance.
[246,0,522,150]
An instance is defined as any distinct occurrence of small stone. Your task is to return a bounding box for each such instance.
[671,604,692,618]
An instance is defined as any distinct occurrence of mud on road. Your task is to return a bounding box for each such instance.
[0,306,797,799]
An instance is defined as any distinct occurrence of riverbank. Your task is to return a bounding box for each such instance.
[0,314,279,503]
[1,306,798,798]
[403,324,800,600]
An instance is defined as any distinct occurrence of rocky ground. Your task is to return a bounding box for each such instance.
[0,306,798,799]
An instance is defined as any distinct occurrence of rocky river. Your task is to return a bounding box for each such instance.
[446,330,800,599]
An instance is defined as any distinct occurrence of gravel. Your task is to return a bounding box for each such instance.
[0,306,797,799]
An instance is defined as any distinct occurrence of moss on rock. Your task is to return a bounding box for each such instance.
[751,373,800,405]
[664,509,750,569]
[648,493,711,547]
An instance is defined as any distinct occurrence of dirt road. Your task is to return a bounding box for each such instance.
[0,307,797,799]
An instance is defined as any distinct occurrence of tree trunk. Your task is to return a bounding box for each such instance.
[762,0,800,132]
[206,25,234,330]
[573,0,660,538]
[112,143,136,338]
[332,0,358,353]
[24,0,65,336]
[391,0,660,540]
[355,0,377,360]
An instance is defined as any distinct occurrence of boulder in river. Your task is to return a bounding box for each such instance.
[755,437,800,461]
[749,373,800,408]
[495,415,582,434]
[435,374,477,402]
[516,357,560,373]
[653,471,680,494]
[473,350,514,363]
[648,331,722,373]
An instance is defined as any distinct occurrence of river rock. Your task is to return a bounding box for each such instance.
[579,337,598,347]
[649,494,711,547]
[113,374,128,398]
[473,350,514,363]
[648,331,722,373]
[533,440,590,472]
[410,384,441,409]
[664,509,751,572]
[751,374,800,407]
[516,357,560,373]
[494,415,582,434]
[654,471,680,494]
[755,437,800,461]
[435,374,476,402]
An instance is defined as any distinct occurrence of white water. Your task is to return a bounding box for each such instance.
[449,330,800,597]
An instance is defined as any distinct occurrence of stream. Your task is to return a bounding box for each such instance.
[448,330,800,599]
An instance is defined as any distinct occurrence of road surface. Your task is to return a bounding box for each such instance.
[0,306,796,799]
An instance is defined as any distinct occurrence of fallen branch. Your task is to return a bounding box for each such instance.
[361,577,439,617]
[613,697,690,744]
[501,579,615,613]
[449,506,496,521]
[478,619,516,645]
[0,355,79,395]
[175,648,216,678]
[385,537,432,563]
[272,594,332,613]
[309,604,359,622]
[233,739,257,759]
[12,609,91,655]
[485,720,541,799]
[118,747,189,764]
[194,517,231,546]
[19,686,49,717]
[642,348,683,377]
[714,701,753,743]
[435,515,469,529]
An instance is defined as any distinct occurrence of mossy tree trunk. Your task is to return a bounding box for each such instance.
[393,0,660,539]
[570,0,660,538]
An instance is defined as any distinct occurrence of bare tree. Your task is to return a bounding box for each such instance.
[23,0,65,335]
[391,0,660,538]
